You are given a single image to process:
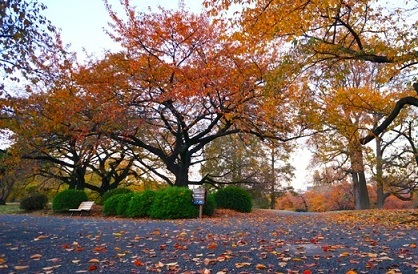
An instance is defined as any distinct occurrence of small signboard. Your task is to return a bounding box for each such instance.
[193,188,206,205]
[193,188,206,219]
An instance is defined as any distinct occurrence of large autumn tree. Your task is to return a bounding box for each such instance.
[1,54,149,194]
[87,2,304,187]
[306,60,416,209]
[205,0,418,208]
[204,0,418,140]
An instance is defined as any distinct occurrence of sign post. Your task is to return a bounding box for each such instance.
[192,188,206,219]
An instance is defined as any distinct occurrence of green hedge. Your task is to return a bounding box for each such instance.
[116,193,135,217]
[100,188,133,205]
[102,194,122,216]
[149,187,198,219]
[127,190,156,218]
[214,186,252,213]
[52,189,88,213]
[203,193,217,216]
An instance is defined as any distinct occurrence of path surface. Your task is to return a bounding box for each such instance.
[0,211,417,273]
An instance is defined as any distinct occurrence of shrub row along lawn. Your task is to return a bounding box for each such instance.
[49,186,252,219]
[102,186,252,219]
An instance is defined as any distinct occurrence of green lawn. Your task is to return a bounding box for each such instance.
[0,203,25,214]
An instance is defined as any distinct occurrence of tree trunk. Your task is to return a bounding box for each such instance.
[270,146,276,209]
[175,168,189,187]
[352,172,361,209]
[374,137,392,208]
[349,142,370,210]
[357,171,370,209]
[173,152,190,187]
[0,188,7,205]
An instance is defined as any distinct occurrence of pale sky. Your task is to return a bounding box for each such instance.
[41,0,204,57]
[39,0,311,190]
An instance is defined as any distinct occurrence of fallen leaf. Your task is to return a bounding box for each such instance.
[34,235,48,241]
[14,265,29,270]
[134,258,144,266]
[255,263,267,270]
[208,242,218,249]
[235,262,251,268]
[30,254,42,260]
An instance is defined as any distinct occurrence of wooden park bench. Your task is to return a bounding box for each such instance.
[69,201,94,216]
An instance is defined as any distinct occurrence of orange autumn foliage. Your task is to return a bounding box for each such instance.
[276,183,416,212]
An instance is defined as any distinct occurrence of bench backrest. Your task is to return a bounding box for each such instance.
[78,201,94,210]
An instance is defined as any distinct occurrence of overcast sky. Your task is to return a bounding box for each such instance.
[41,0,204,57]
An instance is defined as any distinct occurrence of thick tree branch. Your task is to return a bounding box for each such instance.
[360,96,418,145]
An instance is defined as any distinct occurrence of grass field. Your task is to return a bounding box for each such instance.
[0,203,25,214]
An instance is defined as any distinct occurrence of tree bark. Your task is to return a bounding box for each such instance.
[375,137,391,208]
[349,141,370,210]
[357,171,370,209]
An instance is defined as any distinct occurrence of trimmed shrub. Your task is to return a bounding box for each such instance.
[102,194,122,216]
[149,187,198,219]
[52,189,88,213]
[214,186,252,213]
[116,193,135,217]
[100,188,133,205]
[127,190,156,218]
[20,193,48,211]
[202,193,217,216]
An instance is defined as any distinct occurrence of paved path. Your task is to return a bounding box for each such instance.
[0,212,417,273]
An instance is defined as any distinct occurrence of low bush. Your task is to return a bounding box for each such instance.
[116,193,135,217]
[202,193,217,216]
[127,190,156,218]
[99,188,133,205]
[20,193,48,211]
[214,186,252,213]
[102,194,122,216]
[52,189,88,213]
[149,187,198,219]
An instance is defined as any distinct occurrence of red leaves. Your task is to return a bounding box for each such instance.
[207,242,218,249]
[133,258,144,267]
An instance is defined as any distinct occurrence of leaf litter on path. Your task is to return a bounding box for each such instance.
[0,209,416,273]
